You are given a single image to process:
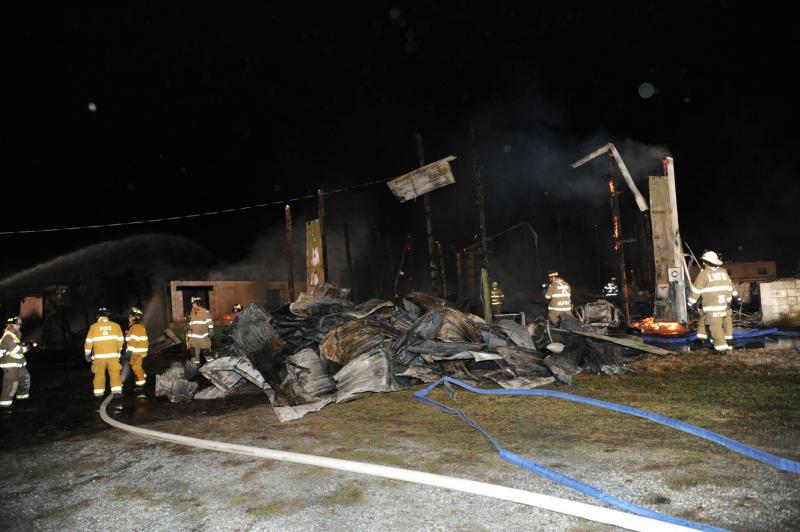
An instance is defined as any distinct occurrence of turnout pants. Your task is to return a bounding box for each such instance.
[122,353,147,387]
[706,312,729,352]
[188,338,211,363]
[696,309,707,340]
[1,366,30,406]
[723,309,734,341]
[548,309,570,326]
[491,303,502,316]
[92,357,122,397]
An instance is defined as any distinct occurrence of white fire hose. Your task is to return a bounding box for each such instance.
[99,396,692,531]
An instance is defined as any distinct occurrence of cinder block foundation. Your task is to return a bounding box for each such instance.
[760,278,800,326]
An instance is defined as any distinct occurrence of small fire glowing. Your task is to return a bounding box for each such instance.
[632,317,689,336]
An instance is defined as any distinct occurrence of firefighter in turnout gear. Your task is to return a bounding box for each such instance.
[602,277,619,298]
[84,308,125,397]
[123,306,149,392]
[1,317,32,412]
[489,282,504,315]
[688,251,735,352]
[696,288,739,344]
[187,297,214,364]
[545,271,572,326]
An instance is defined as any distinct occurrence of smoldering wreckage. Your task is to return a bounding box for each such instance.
[154,149,685,419]
[155,284,661,422]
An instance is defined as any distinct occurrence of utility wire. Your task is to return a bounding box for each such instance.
[0,177,392,235]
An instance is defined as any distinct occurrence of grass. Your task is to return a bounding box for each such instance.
[155,347,800,487]
[112,486,159,502]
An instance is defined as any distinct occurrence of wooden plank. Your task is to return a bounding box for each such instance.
[557,328,672,356]
[305,219,325,291]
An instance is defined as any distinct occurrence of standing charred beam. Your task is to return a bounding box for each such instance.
[344,220,355,301]
[284,204,295,302]
[609,159,631,325]
[636,211,654,290]
[464,252,476,303]
[455,250,464,301]
[416,133,442,297]
[316,188,329,282]
[436,240,447,299]
[471,127,492,323]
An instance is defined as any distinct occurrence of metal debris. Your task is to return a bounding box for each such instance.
[157,289,662,421]
[343,298,395,319]
[155,363,198,403]
[333,347,399,403]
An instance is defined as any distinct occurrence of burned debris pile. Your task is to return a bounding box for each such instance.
[159,286,652,420]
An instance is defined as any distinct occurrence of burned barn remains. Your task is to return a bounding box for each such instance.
[154,287,667,420]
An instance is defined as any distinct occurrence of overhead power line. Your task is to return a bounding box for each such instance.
[0,177,392,235]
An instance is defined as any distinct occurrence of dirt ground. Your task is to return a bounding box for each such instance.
[1,347,799,531]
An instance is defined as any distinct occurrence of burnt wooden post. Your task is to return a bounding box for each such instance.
[284,204,295,302]
[472,127,491,323]
[316,188,329,282]
[344,220,355,301]
[609,157,631,326]
[416,133,442,297]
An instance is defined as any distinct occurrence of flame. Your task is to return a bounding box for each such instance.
[633,316,690,336]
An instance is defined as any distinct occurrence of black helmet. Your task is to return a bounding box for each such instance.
[6,316,22,326]
[232,304,243,313]
[97,307,111,318]
[190,296,202,305]
[129,306,143,319]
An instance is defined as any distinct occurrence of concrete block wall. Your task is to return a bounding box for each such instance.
[169,280,305,325]
[760,278,800,326]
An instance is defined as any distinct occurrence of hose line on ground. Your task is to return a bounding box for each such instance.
[415,377,800,531]
[99,396,693,532]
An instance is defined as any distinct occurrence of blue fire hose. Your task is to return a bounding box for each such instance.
[415,377,800,531]
[642,327,781,344]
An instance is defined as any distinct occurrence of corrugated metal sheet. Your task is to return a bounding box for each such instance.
[387,156,457,202]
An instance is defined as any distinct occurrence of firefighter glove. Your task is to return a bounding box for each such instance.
[85,353,93,363]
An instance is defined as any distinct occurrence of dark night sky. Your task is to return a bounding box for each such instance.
[6,4,800,289]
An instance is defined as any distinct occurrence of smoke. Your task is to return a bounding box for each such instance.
[0,234,214,291]
[208,212,372,290]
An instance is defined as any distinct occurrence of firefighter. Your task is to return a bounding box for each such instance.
[84,308,125,397]
[489,282,504,316]
[696,308,708,343]
[122,306,149,394]
[187,296,214,365]
[544,271,572,326]
[602,277,619,298]
[688,251,735,353]
[0,317,32,412]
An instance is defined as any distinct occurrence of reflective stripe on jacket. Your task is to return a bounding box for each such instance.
[689,266,735,312]
[84,317,124,357]
[188,307,213,339]
[490,287,504,305]
[0,328,27,367]
[125,322,149,356]
[545,280,572,311]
